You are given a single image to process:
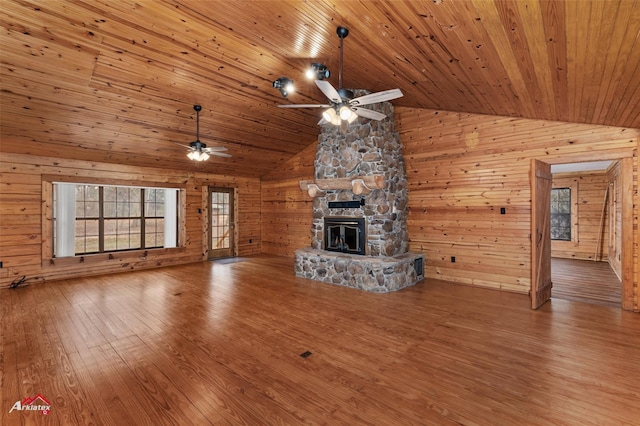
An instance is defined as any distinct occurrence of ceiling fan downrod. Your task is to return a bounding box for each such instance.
[194,104,202,144]
[336,26,353,100]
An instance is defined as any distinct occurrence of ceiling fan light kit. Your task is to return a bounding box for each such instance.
[177,104,231,162]
[322,107,341,126]
[277,26,403,127]
[187,150,209,161]
[339,105,355,121]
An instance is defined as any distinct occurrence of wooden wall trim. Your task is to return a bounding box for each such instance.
[621,157,634,310]
[42,174,188,188]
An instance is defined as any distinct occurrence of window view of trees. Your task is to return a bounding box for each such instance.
[550,187,571,241]
[54,184,171,256]
[75,185,100,253]
[211,191,230,250]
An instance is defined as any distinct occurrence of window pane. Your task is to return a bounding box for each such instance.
[104,201,117,218]
[86,186,99,201]
[145,188,165,217]
[145,218,164,248]
[75,185,98,218]
[104,220,118,251]
[114,219,141,250]
[550,188,571,241]
[130,189,141,216]
[75,219,99,254]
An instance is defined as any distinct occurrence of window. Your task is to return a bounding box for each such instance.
[550,187,571,241]
[53,183,179,257]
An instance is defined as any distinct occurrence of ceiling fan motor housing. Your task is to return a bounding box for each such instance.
[338,88,354,101]
[336,26,349,38]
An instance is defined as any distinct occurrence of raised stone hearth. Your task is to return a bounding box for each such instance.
[294,90,424,292]
[295,248,424,293]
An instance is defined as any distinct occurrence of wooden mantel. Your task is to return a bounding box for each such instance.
[299,175,384,197]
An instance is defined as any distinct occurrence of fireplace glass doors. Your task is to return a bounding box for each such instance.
[324,217,366,255]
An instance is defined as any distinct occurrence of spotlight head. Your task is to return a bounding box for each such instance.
[273,77,294,97]
[306,63,330,80]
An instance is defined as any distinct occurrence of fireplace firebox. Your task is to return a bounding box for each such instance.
[324,217,366,255]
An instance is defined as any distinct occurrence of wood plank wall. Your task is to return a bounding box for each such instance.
[257,108,638,310]
[0,153,260,286]
[398,108,638,309]
[551,171,611,261]
[260,143,316,257]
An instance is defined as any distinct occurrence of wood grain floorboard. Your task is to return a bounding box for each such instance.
[552,258,622,307]
[1,254,639,425]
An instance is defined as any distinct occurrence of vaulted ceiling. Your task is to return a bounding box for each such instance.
[1,0,639,178]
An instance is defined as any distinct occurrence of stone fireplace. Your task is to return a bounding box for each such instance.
[294,90,424,292]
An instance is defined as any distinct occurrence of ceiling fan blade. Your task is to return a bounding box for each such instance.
[278,104,331,108]
[209,151,232,157]
[173,142,193,149]
[351,107,387,121]
[349,88,403,107]
[203,146,228,152]
[315,80,342,104]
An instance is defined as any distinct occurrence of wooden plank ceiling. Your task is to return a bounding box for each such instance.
[1,0,639,178]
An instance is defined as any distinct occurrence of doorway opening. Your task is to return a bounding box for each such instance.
[531,156,633,310]
[209,187,235,260]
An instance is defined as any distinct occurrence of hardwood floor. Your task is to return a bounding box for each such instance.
[1,255,639,425]
[552,258,622,307]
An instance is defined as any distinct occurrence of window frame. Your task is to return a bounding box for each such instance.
[42,175,186,266]
[550,179,578,245]
[550,187,572,241]
[63,185,167,255]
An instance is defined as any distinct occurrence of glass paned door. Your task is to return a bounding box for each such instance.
[209,187,234,259]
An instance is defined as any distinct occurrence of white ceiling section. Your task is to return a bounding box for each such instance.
[551,161,614,174]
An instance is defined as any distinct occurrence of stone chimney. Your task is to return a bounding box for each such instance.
[294,91,424,292]
[311,91,409,256]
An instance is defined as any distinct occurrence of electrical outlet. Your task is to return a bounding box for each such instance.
[500,207,506,214]
[451,256,456,263]
[249,239,253,244]
[0,261,3,268]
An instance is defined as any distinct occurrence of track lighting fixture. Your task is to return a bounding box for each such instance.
[273,77,295,97]
[305,63,330,80]
[277,26,403,127]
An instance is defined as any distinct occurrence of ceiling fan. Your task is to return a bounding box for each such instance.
[175,105,231,161]
[278,26,403,126]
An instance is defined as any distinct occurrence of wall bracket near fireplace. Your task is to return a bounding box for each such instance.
[299,175,384,197]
